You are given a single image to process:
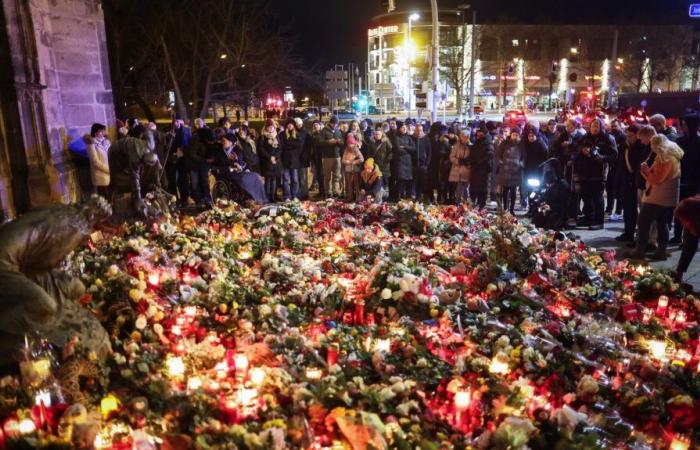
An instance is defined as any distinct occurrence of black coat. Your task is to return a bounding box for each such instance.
[237,137,259,173]
[428,136,451,184]
[367,137,393,178]
[523,137,549,177]
[279,130,305,169]
[184,133,210,171]
[258,135,283,177]
[470,135,494,190]
[391,132,416,180]
[677,135,700,189]
[297,128,311,167]
[576,132,618,182]
[318,126,343,159]
[413,135,432,170]
[616,140,646,191]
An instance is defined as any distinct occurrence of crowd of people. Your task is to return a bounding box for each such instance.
[77,110,700,282]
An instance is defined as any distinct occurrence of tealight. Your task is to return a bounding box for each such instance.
[18,419,36,435]
[374,338,391,353]
[642,308,653,324]
[187,376,202,391]
[454,389,471,410]
[165,356,186,378]
[234,353,249,377]
[306,368,323,381]
[647,340,667,360]
[670,435,690,450]
[100,394,121,420]
[214,361,228,379]
[249,367,266,386]
[236,388,258,406]
[147,271,160,286]
[489,354,510,375]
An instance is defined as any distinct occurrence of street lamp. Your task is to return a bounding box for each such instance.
[407,13,420,118]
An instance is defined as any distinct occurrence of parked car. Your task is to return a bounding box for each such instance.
[332,109,359,121]
[367,105,385,115]
[303,107,320,117]
[502,109,527,127]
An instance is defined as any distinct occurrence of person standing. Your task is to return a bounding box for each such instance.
[542,119,558,150]
[671,113,700,244]
[576,118,617,230]
[449,129,471,206]
[167,116,192,206]
[412,123,432,201]
[606,119,626,220]
[308,120,324,196]
[236,125,259,173]
[674,195,700,283]
[391,121,416,200]
[522,128,548,207]
[497,127,524,215]
[649,114,678,142]
[259,119,283,202]
[615,124,644,242]
[84,123,111,198]
[470,125,495,209]
[279,119,303,201]
[294,118,311,200]
[318,116,344,198]
[184,126,215,209]
[341,134,364,202]
[628,135,684,260]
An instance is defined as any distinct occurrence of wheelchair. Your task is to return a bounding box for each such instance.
[210,167,256,204]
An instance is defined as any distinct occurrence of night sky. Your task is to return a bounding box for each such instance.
[275,0,696,70]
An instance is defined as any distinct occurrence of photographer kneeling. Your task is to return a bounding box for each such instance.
[532,169,572,230]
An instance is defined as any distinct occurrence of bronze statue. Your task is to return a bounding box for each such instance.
[0,195,112,366]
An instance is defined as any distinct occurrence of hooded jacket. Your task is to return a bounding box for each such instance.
[367,136,393,178]
[576,131,618,182]
[522,131,549,177]
[470,133,495,190]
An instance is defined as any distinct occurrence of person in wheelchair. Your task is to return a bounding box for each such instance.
[211,133,267,204]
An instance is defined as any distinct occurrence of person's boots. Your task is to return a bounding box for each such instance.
[627,243,647,260]
[650,245,668,261]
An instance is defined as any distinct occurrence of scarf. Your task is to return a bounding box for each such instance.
[262,129,279,148]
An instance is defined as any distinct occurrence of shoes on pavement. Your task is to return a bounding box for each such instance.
[615,233,634,242]
[588,224,604,231]
[669,236,682,245]
[646,244,658,253]
[609,214,622,221]
[649,252,668,261]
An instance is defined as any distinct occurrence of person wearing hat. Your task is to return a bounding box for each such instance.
[318,116,344,198]
[391,120,416,200]
[671,113,700,244]
[359,158,384,203]
[496,127,524,215]
[342,133,364,202]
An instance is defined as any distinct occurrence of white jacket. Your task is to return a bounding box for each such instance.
[85,134,111,187]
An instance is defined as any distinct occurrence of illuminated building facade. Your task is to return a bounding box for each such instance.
[368,12,697,113]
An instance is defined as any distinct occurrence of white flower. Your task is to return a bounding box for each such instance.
[134,315,147,330]
[378,387,396,401]
[259,304,272,317]
[381,288,392,300]
[553,405,587,433]
[576,375,599,397]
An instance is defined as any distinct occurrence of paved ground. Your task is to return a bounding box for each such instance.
[551,218,700,292]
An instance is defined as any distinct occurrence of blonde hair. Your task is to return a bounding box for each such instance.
[651,134,684,178]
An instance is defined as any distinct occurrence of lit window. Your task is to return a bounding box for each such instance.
[512,39,519,47]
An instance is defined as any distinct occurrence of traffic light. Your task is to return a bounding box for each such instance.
[507,63,515,75]
[569,73,578,82]
[551,61,559,72]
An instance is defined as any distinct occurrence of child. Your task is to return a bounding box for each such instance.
[342,134,364,202]
[359,158,384,203]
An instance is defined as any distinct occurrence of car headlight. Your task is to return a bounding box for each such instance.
[527,178,541,188]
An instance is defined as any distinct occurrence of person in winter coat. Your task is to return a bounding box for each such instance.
[279,119,304,200]
[294,118,311,200]
[342,134,364,202]
[391,121,417,200]
[649,114,678,142]
[606,119,626,219]
[449,129,471,206]
[615,124,644,242]
[412,123,432,201]
[84,123,111,197]
[576,118,618,229]
[308,120,324,196]
[318,116,344,198]
[348,120,364,152]
[367,127,393,186]
[470,126,495,209]
[236,125,259,173]
[359,158,384,203]
[259,120,283,202]
[166,116,192,206]
[671,113,700,243]
[674,195,700,283]
[185,126,215,208]
[522,128,549,195]
[497,127,524,215]
[629,135,684,260]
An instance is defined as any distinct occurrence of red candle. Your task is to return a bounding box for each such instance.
[656,295,669,316]
[353,300,365,325]
[327,343,339,367]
